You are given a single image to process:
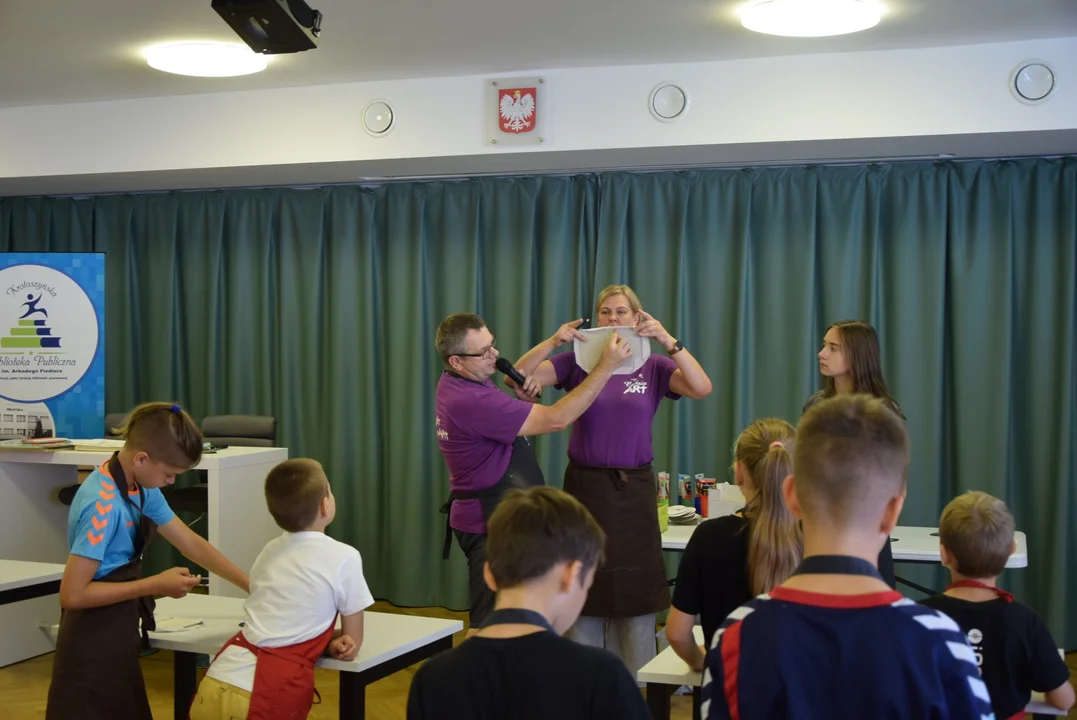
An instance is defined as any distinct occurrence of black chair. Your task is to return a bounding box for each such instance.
[201,414,277,449]
[104,412,128,437]
[165,414,278,513]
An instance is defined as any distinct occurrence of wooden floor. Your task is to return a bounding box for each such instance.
[0,600,696,719]
[2,599,1072,719]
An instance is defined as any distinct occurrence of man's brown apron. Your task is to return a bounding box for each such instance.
[441,435,545,558]
[46,456,159,720]
[563,461,669,618]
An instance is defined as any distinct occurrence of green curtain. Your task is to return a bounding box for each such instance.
[2,159,1074,647]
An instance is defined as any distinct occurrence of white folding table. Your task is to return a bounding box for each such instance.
[0,559,65,667]
[45,594,462,720]
[662,523,1029,599]
[662,523,1029,567]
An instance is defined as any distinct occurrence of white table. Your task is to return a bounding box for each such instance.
[638,628,1064,719]
[0,446,288,597]
[637,626,704,720]
[45,594,461,720]
[0,559,65,667]
[662,523,1030,568]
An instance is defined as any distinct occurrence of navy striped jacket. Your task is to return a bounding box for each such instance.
[702,587,995,720]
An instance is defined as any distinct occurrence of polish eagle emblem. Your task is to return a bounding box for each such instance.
[498,88,537,134]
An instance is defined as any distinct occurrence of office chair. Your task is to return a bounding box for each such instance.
[104,412,128,437]
[165,414,278,513]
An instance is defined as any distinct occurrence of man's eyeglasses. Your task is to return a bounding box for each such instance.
[455,339,496,359]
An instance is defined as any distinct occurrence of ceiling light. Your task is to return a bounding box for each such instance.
[740,0,881,37]
[144,42,268,77]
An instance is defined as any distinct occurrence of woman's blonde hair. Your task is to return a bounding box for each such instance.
[595,285,643,319]
[734,418,802,595]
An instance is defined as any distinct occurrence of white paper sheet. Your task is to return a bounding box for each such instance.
[151,616,205,633]
[70,438,126,451]
[572,326,650,375]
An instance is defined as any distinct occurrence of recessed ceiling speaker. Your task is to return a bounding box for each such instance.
[1011,61,1055,104]
[362,100,394,137]
[649,82,688,122]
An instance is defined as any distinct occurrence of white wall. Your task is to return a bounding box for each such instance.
[0,36,1074,192]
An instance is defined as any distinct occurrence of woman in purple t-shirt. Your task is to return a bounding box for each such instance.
[513,284,712,676]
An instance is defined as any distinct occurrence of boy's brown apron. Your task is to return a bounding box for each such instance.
[563,461,669,618]
[46,456,159,720]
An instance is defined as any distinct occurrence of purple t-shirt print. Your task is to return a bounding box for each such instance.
[550,352,680,468]
[435,372,534,534]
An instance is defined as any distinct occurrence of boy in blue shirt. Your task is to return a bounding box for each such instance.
[46,402,249,720]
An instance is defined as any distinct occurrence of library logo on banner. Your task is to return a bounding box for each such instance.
[0,264,99,402]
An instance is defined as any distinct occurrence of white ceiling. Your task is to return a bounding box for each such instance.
[2,0,1076,108]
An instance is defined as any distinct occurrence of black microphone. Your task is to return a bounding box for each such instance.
[495,357,541,398]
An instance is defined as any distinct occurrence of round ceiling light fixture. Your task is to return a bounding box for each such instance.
[144,42,268,77]
[740,0,882,37]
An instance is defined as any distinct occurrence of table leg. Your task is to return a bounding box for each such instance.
[692,685,702,720]
[340,672,365,719]
[336,635,454,719]
[174,651,197,720]
[646,682,674,720]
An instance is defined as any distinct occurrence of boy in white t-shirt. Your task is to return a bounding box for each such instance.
[189,458,374,719]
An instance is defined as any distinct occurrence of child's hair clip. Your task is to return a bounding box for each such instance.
[170,404,181,414]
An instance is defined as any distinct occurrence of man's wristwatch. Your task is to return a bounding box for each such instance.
[668,340,684,356]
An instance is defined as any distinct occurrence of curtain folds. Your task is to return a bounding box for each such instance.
[2,158,1073,645]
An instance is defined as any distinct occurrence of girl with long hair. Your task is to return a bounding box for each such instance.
[665,418,802,670]
[804,319,904,587]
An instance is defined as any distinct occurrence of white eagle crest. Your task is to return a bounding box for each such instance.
[499,89,535,133]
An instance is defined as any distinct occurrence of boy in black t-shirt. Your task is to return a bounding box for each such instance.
[921,491,1074,719]
[407,486,651,720]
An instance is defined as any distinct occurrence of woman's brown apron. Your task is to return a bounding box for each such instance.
[563,461,670,618]
[46,457,159,720]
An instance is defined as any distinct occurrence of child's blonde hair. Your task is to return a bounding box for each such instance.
[939,491,1015,578]
[734,418,802,595]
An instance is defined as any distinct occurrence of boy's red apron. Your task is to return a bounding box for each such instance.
[202,621,336,720]
[46,456,158,720]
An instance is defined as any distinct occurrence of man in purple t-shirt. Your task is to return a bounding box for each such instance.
[434,312,630,631]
